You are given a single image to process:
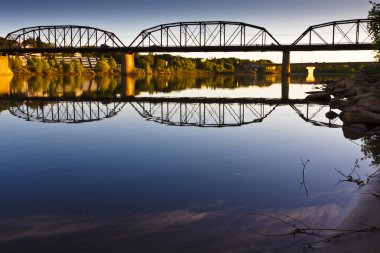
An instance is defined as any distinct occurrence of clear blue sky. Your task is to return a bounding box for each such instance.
[0,0,375,62]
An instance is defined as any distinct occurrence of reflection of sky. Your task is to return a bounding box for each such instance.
[0,203,344,252]
[138,83,323,99]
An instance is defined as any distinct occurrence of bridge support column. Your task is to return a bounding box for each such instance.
[281,75,290,100]
[121,53,135,75]
[0,54,13,75]
[121,75,136,97]
[306,66,316,83]
[281,50,290,76]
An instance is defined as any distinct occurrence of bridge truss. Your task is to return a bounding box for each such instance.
[0,25,125,49]
[5,98,342,128]
[9,101,126,123]
[290,104,341,128]
[293,19,372,46]
[131,101,278,127]
[129,21,280,48]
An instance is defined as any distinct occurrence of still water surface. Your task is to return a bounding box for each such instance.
[0,74,378,252]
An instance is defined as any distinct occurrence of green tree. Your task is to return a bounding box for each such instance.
[62,61,74,74]
[9,57,27,75]
[41,58,51,75]
[71,59,83,74]
[107,56,118,72]
[155,59,167,72]
[369,1,380,59]
[95,55,110,74]
[27,58,43,74]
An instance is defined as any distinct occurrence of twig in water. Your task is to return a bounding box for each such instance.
[247,212,380,252]
[335,159,379,187]
[299,158,310,197]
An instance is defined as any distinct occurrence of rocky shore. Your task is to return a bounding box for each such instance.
[306,76,380,139]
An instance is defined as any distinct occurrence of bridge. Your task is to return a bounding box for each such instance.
[2,96,341,128]
[0,19,374,76]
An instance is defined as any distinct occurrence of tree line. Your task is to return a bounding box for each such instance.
[134,53,275,75]
[8,55,119,76]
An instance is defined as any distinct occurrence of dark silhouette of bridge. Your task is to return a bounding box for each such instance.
[3,97,341,128]
[0,19,374,75]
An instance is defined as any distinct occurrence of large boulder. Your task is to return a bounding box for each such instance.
[349,92,375,103]
[330,98,351,110]
[341,106,380,125]
[356,96,380,113]
[343,124,368,140]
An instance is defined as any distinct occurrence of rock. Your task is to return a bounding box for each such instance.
[343,124,368,140]
[305,92,331,102]
[332,88,345,95]
[325,111,339,119]
[330,98,351,110]
[356,96,380,113]
[350,92,374,103]
[341,106,380,125]
[352,87,372,96]
[354,80,369,87]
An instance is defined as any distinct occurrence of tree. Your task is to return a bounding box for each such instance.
[72,59,84,74]
[27,58,43,74]
[9,57,27,75]
[107,56,118,71]
[62,61,74,74]
[95,55,110,74]
[368,1,380,59]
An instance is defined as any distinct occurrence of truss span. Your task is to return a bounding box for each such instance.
[9,101,126,123]
[290,104,342,128]
[132,101,278,127]
[293,19,372,46]
[130,21,281,48]
[0,25,126,49]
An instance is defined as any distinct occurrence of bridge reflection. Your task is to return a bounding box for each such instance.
[132,101,278,127]
[4,98,341,128]
[9,101,126,123]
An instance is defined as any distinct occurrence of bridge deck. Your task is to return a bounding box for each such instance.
[0,96,327,105]
[0,44,373,54]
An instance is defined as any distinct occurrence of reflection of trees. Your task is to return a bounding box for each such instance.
[8,76,121,98]
[134,74,275,94]
[361,136,380,166]
[9,76,27,95]
[94,76,119,97]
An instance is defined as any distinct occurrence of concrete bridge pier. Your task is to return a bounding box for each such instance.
[121,74,136,97]
[0,54,13,75]
[281,75,290,100]
[306,66,316,82]
[281,50,290,76]
[121,53,135,75]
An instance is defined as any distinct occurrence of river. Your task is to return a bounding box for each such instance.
[0,73,378,253]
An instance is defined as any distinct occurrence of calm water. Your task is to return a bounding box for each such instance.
[0,74,379,253]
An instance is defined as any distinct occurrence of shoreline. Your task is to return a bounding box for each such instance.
[313,171,380,252]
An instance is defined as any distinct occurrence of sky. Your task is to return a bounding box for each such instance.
[0,0,376,62]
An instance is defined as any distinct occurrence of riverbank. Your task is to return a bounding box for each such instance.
[304,74,380,252]
[306,75,380,139]
[312,172,380,253]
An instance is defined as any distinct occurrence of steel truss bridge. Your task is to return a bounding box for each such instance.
[0,19,374,54]
[9,101,126,123]
[4,97,341,128]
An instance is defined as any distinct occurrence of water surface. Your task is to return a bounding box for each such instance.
[0,74,378,253]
